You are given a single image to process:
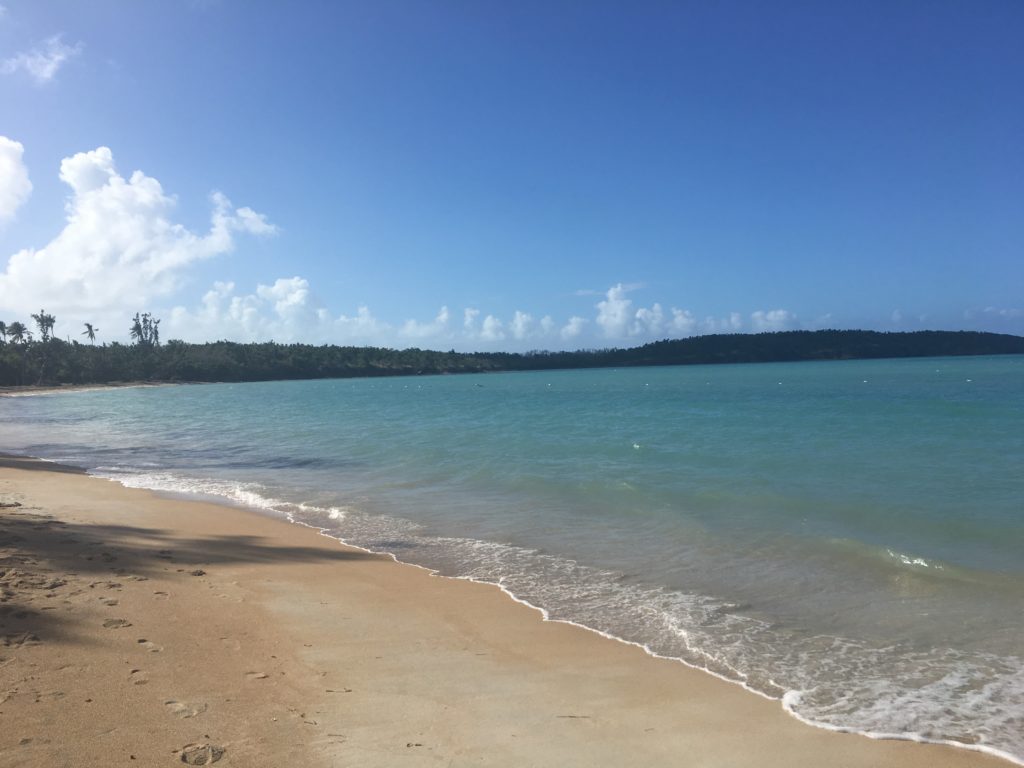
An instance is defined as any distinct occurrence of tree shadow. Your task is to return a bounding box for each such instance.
[0,502,383,649]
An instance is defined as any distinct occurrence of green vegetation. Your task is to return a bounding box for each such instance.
[0,311,1022,387]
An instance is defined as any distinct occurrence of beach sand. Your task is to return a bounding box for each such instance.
[0,455,1009,767]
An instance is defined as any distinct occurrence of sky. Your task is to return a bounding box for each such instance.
[0,0,1021,350]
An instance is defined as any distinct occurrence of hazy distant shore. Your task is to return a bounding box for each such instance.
[0,453,1011,767]
[0,381,185,397]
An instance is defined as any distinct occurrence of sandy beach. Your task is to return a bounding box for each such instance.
[0,454,1009,767]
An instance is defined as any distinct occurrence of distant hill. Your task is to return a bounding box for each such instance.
[1,330,1022,387]
[539,330,1024,368]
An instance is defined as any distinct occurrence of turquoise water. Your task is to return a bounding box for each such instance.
[2,355,1023,762]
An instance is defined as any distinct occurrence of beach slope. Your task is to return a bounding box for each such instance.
[0,456,1008,767]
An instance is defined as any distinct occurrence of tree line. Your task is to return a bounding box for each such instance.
[1,311,1022,387]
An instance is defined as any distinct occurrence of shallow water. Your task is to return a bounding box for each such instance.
[2,355,1022,762]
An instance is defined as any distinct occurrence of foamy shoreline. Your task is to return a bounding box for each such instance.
[0,452,1011,767]
[89,464,1024,766]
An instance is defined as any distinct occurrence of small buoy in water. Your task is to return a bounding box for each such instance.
[966,379,973,382]
[632,443,641,450]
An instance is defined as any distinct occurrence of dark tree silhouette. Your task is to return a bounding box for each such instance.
[30,309,56,343]
[7,321,27,344]
[130,313,160,347]
[82,323,98,344]
[0,326,1022,387]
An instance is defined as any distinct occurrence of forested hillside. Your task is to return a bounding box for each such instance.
[1,313,1021,387]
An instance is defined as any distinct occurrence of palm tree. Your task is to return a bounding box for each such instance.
[82,322,98,344]
[130,314,144,344]
[30,309,56,342]
[7,321,27,344]
[130,312,161,346]
[0,321,6,344]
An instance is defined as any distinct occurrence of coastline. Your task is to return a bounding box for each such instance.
[0,382,185,398]
[0,454,1012,767]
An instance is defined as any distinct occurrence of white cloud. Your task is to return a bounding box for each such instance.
[256,277,314,318]
[0,136,31,225]
[510,310,533,340]
[480,315,505,341]
[0,145,275,333]
[2,35,83,83]
[670,308,697,335]
[334,306,386,340]
[400,306,450,341]
[702,312,743,334]
[595,283,634,338]
[168,279,787,349]
[750,309,797,332]
[634,302,665,336]
[169,277,382,343]
[595,284,704,340]
[561,316,586,340]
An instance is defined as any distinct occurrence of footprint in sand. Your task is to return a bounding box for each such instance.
[164,699,207,719]
[102,618,131,629]
[1,632,41,647]
[128,669,149,685]
[136,638,163,653]
[245,671,268,680]
[179,743,225,765]
[153,591,169,600]
[100,597,119,606]
[89,580,122,590]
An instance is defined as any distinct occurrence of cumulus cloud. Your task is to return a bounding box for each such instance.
[750,309,797,332]
[510,310,533,340]
[561,316,586,340]
[670,308,697,335]
[701,312,743,334]
[594,283,706,340]
[480,315,505,341]
[2,35,82,83]
[169,277,371,343]
[0,136,31,224]
[634,303,664,335]
[595,283,635,338]
[0,145,275,332]
[400,306,451,341]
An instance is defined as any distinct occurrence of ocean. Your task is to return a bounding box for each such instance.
[2,354,1022,763]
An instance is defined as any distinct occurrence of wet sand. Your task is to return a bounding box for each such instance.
[0,455,1009,767]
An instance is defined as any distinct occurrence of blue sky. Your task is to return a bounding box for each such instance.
[0,1,1021,349]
